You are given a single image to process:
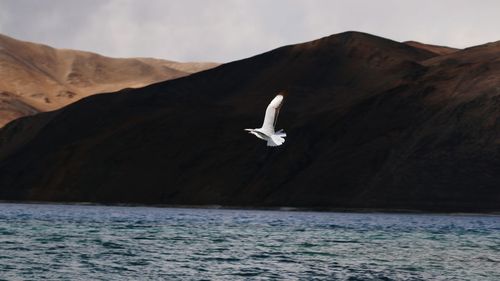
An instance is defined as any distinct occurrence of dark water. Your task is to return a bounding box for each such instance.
[0,203,498,280]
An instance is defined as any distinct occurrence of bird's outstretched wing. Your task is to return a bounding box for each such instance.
[261,93,285,135]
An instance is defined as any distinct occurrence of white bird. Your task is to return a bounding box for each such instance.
[245,93,287,147]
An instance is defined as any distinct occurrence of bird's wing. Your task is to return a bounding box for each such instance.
[261,94,285,134]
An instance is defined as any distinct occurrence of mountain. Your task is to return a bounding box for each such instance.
[404,41,459,56]
[0,33,218,126]
[0,31,499,212]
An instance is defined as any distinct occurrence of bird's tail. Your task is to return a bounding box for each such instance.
[275,129,287,137]
[267,131,286,147]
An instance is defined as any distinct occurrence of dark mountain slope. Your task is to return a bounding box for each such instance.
[0,31,499,212]
[404,41,459,56]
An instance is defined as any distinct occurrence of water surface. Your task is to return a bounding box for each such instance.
[0,203,498,280]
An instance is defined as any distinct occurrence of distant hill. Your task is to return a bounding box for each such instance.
[0,33,218,126]
[1,31,499,212]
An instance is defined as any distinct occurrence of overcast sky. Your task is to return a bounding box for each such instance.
[1,0,499,62]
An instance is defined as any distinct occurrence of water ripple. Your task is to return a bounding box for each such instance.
[0,203,498,280]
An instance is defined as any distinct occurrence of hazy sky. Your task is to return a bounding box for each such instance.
[1,0,499,62]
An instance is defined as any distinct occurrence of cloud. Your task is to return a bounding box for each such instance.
[1,0,500,62]
[0,2,10,32]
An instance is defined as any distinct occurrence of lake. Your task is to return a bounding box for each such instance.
[0,203,498,280]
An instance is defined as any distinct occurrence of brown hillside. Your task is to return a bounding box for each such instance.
[0,34,217,126]
[404,41,459,56]
[0,32,498,212]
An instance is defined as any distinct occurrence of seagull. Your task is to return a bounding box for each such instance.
[245,92,287,147]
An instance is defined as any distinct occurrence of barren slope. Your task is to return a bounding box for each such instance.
[0,32,498,212]
[0,34,217,126]
[404,41,459,56]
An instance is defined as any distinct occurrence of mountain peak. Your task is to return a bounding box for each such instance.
[287,31,439,65]
[0,33,218,127]
[1,32,499,212]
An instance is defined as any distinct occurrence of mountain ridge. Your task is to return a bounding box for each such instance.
[0,31,498,212]
[0,33,218,126]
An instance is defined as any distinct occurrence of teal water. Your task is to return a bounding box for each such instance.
[0,203,498,280]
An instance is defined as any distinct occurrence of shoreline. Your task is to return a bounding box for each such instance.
[1,200,499,216]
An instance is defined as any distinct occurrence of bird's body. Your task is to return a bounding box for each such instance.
[245,93,286,147]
